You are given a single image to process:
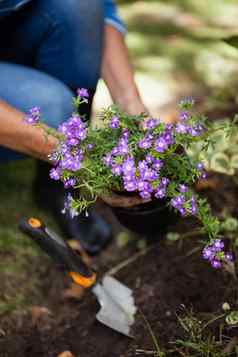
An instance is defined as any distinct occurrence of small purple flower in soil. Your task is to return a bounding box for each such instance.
[49,168,61,180]
[77,88,89,99]
[109,116,120,129]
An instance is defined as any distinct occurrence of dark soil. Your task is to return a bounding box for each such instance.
[0,174,238,357]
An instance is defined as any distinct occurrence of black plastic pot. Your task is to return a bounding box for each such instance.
[112,198,177,236]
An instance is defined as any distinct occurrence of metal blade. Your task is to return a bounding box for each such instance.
[92,276,137,337]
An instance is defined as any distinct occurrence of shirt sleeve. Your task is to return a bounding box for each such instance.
[104,0,126,34]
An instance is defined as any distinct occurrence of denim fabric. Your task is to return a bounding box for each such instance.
[0,62,74,161]
[0,0,107,160]
[0,0,126,33]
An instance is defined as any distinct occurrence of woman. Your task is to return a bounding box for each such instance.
[0,0,147,253]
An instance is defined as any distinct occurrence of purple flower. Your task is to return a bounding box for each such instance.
[111,146,119,156]
[77,88,89,99]
[121,129,129,139]
[143,169,158,182]
[179,184,188,193]
[175,123,188,134]
[117,143,129,155]
[62,193,79,218]
[161,177,169,186]
[138,160,148,172]
[139,190,151,199]
[87,143,94,151]
[124,180,138,192]
[190,195,197,215]
[138,139,152,149]
[63,177,76,189]
[154,187,166,199]
[171,195,185,210]
[145,155,154,164]
[211,259,222,269]
[111,164,122,176]
[49,168,61,180]
[67,138,79,146]
[109,116,120,129]
[102,153,112,167]
[143,118,159,130]
[225,253,233,262]
[179,111,189,121]
[155,136,168,153]
[138,181,152,192]
[213,239,225,252]
[197,162,204,171]
[153,159,163,171]
[202,246,214,261]
[24,106,41,125]
[122,157,135,175]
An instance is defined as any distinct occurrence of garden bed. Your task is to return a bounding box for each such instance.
[0,173,237,357]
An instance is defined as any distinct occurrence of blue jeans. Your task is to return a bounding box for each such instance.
[0,0,104,161]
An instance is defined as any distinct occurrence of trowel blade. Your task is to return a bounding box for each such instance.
[92,276,137,337]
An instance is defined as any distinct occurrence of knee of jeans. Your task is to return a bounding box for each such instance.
[42,0,104,29]
[37,81,74,129]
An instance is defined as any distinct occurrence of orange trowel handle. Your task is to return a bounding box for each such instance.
[19,217,96,288]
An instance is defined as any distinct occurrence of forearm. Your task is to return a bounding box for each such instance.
[101,25,146,115]
[0,100,57,161]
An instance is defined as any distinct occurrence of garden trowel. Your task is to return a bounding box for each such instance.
[19,218,136,337]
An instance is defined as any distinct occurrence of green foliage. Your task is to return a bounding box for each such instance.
[187,118,238,176]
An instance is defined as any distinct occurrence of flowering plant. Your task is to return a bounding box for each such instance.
[24,89,236,268]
